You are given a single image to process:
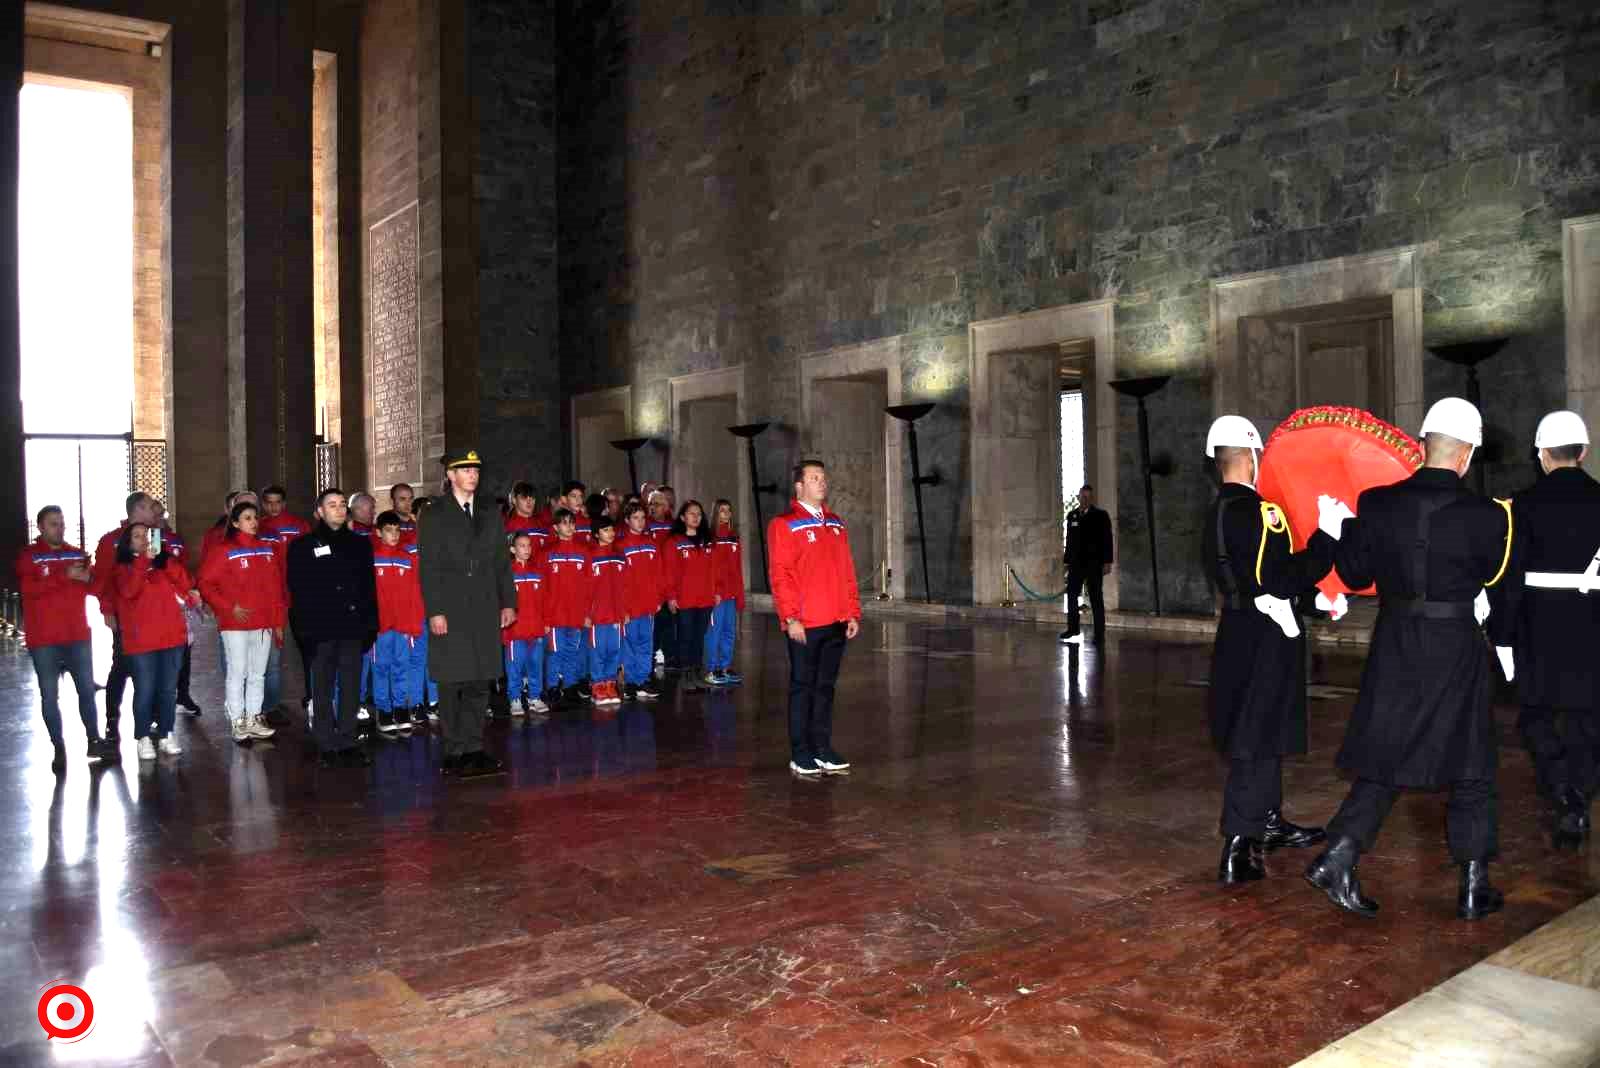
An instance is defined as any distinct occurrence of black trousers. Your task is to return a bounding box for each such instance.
[309,638,364,753]
[1327,776,1498,863]
[437,679,490,758]
[177,644,194,700]
[1066,568,1105,641]
[105,625,129,721]
[675,606,711,673]
[654,604,677,665]
[787,622,848,760]
[1221,757,1282,838]
[1519,704,1600,803]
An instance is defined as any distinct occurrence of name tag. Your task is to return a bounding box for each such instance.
[313,544,331,558]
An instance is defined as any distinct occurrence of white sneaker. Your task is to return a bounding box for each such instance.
[654,649,665,664]
[232,716,252,743]
[158,735,182,756]
[245,714,277,739]
[356,706,371,722]
[137,737,157,761]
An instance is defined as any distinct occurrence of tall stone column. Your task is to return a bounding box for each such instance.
[0,0,23,570]
[227,0,317,506]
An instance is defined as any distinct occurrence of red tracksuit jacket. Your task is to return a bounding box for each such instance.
[16,538,93,648]
[199,522,229,571]
[618,531,666,620]
[92,524,126,622]
[504,557,548,642]
[767,500,861,629]
[504,511,553,554]
[197,534,285,631]
[666,532,717,609]
[587,542,628,625]
[541,538,592,629]
[712,522,745,611]
[646,518,675,544]
[115,556,194,655]
[259,512,312,542]
[373,542,424,636]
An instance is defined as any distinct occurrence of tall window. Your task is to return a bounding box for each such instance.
[19,80,134,543]
[1060,389,1085,541]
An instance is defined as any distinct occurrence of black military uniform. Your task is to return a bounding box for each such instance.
[1204,481,1335,881]
[1309,466,1516,917]
[1503,464,1600,845]
[286,517,377,763]
[417,449,516,774]
[1062,504,1114,644]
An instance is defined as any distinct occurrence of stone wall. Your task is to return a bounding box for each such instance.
[557,0,1600,606]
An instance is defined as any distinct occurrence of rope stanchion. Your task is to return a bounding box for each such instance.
[1006,565,1071,602]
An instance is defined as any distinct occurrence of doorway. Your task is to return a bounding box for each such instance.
[812,372,888,595]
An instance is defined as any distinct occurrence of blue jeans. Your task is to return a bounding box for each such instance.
[622,615,654,685]
[128,645,183,740]
[675,606,712,673]
[29,641,99,746]
[704,601,738,671]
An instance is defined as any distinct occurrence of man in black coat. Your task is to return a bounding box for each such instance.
[1308,397,1518,920]
[418,448,517,779]
[1058,484,1114,646]
[1497,410,1600,848]
[1201,416,1335,884]
[286,489,378,768]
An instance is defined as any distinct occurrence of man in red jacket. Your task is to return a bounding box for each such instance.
[20,505,116,772]
[94,490,161,742]
[767,460,861,777]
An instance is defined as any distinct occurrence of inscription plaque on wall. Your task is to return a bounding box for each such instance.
[369,202,421,484]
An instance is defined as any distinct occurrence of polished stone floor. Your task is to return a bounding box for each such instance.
[1,615,1596,1066]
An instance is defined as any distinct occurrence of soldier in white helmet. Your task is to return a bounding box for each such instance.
[1308,397,1519,920]
[1496,410,1600,848]
[1202,415,1339,885]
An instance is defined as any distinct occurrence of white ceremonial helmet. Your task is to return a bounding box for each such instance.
[1534,409,1589,449]
[1419,397,1483,447]
[1204,415,1263,458]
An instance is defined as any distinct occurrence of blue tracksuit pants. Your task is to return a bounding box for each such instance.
[550,626,585,688]
[623,615,654,685]
[504,638,546,700]
[705,600,738,671]
[371,629,426,710]
[589,623,623,682]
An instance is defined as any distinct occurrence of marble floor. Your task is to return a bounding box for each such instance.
[1,615,1596,1067]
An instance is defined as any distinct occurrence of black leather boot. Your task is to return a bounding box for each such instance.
[1304,836,1378,917]
[1262,809,1327,851]
[1554,787,1590,850]
[1218,835,1265,884]
[1457,860,1504,920]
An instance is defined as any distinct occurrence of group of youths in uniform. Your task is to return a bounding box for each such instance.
[1204,397,1599,922]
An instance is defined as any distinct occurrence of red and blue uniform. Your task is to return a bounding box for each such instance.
[706,522,744,673]
[586,542,628,683]
[503,511,553,554]
[371,541,427,711]
[542,538,592,687]
[16,538,93,649]
[619,531,665,685]
[503,557,549,700]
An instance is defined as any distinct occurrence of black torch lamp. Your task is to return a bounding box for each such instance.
[609,437,653,495]
[1108,375,1171,615]
[727,422,780,585]
[886,403,941,603]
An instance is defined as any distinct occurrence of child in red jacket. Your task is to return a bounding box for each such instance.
[704,499,745,686]
[618,502,665,701]
[504,532,551,716]
[542,508,592,703]
[370,511,426,734]
[197,499,284,743]
[666,500,717,690]
[586,517,628,705]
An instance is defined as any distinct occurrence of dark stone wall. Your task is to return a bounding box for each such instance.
[556,0,1600,607]
[470,0,562,497]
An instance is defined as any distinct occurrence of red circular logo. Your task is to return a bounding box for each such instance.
[37,982,94,1041]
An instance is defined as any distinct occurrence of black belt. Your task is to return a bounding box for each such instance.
[1381,598,1476,620]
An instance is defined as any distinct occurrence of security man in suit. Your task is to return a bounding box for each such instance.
[1308,397,1518,920]
[1496,410,1600,848]
[417,448,517,779]
[1058,484,1114,646]
[1202,415,1336,885]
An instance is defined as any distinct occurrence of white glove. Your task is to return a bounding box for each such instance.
[1314,590,1349,621]
[1495,646,1515,682]
[1474,588,1490,625]
[1317,495,1355,540]
[1254,594,1301,638]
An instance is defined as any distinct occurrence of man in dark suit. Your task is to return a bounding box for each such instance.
[1059,484,1113,645]
[418,448,517,779]
[286,489,378,768]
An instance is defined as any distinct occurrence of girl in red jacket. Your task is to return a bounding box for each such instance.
[666,500,717,689]
[115,522,201,760]
[704,499,745,686]
[618,502,665,701]
[198,500,284,744]
[503,531,551,716]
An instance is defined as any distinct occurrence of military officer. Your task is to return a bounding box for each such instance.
[1307,397,1518,920]
[1496,410,1600,848]
[1202,415,1336,885]
[417,448,518,779]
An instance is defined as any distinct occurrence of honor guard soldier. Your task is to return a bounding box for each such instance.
[1497,410,1600,848]
[1308,397,1518,920]
[1202,415,1335,885]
